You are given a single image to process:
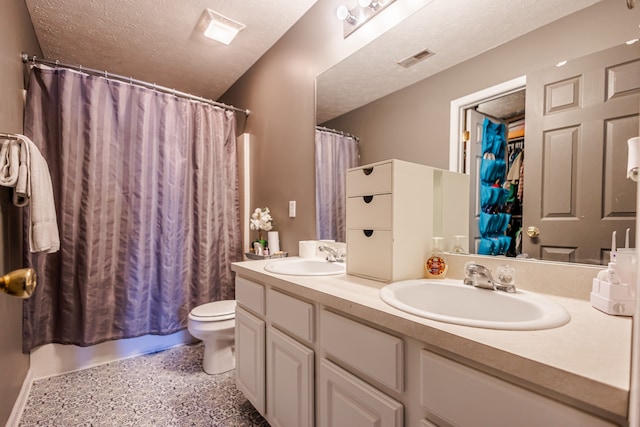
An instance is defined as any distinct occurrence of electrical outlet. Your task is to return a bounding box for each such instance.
[289,200,296,218]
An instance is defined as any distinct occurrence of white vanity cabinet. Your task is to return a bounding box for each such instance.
[233,267,620,427]
[266,289,315,427]
[235,276,315,427]
[346,159,469,282]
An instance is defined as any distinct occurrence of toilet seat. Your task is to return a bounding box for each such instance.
[189,300,236,321]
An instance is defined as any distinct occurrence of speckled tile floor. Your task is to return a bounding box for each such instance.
[19,343,269,426]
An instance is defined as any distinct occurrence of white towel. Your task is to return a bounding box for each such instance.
[0,140,19,187]
[0,135,60,253]
[14,139,30,207]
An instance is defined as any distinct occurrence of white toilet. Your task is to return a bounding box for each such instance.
[187,300,236,375]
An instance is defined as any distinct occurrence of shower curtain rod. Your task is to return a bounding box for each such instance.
[0,132,19,140]
[315,126,359,142]
[21,53,250,116]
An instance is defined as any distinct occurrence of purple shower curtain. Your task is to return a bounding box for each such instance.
[21,66,242,352]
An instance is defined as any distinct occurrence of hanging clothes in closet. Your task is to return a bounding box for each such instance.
[478,118,511,256]
[505,123,524,256]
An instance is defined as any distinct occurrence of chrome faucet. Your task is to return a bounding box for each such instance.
[318,245,346,263]
[463,262,516,293]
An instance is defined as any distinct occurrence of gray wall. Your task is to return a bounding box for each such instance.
[0,0,42,423]
[324,1,638,168]
[221,0,365,253]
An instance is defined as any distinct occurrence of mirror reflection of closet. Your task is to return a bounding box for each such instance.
[465,90,525,257]
[464,42,639,265]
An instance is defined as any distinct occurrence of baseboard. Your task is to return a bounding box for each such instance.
[5,368,33,427]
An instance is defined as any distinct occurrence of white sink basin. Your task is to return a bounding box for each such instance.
[380,279,570,330]
[264,258,346,276]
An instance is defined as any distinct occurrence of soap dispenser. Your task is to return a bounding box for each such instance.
[425,237,448,279]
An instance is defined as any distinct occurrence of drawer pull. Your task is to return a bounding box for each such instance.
[363,230,374,237]
[363,167,374,176]
[363,195,373,203]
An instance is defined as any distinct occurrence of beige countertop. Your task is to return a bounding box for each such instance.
[232,255,632,424]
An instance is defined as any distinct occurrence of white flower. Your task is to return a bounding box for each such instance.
[249,207,273,232]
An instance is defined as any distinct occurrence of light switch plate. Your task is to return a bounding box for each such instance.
[289,200,296,217]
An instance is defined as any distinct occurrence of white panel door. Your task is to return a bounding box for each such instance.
[235,306,266,416]
[266,327,314,427]
[524,43,639,263]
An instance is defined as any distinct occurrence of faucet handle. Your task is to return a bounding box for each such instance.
[496,265,516,285]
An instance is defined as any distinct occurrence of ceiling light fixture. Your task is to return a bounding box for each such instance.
[337,0,396,38]
[336,5,358,26]
[556,60,568,67]
[200,9,246,45]
[359,0,381,11]
[625,38,639,45]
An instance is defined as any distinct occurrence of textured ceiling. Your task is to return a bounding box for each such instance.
[316,0,603,123]
[25,0,318,102]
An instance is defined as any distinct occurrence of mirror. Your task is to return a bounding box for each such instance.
[315,1,640,265]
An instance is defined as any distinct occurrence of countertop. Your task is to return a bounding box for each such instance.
[231,256,632,424]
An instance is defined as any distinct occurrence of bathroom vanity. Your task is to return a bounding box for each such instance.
[231,256,631,427]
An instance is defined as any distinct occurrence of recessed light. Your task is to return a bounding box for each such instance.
[626,38,639,45]
[201,9,245,45]
[556,60,568,67]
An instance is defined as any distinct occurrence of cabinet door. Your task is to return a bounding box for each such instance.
[235,307,266,416]
[267,327,314,427]
[319,359,403,427]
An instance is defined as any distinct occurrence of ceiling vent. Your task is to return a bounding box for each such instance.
[397,49,434,68]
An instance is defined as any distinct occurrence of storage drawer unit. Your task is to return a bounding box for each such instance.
[346,159,434,282]
[346,159,470,282]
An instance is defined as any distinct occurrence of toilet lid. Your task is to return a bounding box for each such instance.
[190,300,236,320]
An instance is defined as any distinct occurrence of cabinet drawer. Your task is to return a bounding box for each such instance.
[347,162,392,196]
[346,193,392,229]
[319,359,403,427]
[236,276,265,316]
[320,310,404,393]
[346,229,393,282]
[267,289,314,344]
[419,350,615,427]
